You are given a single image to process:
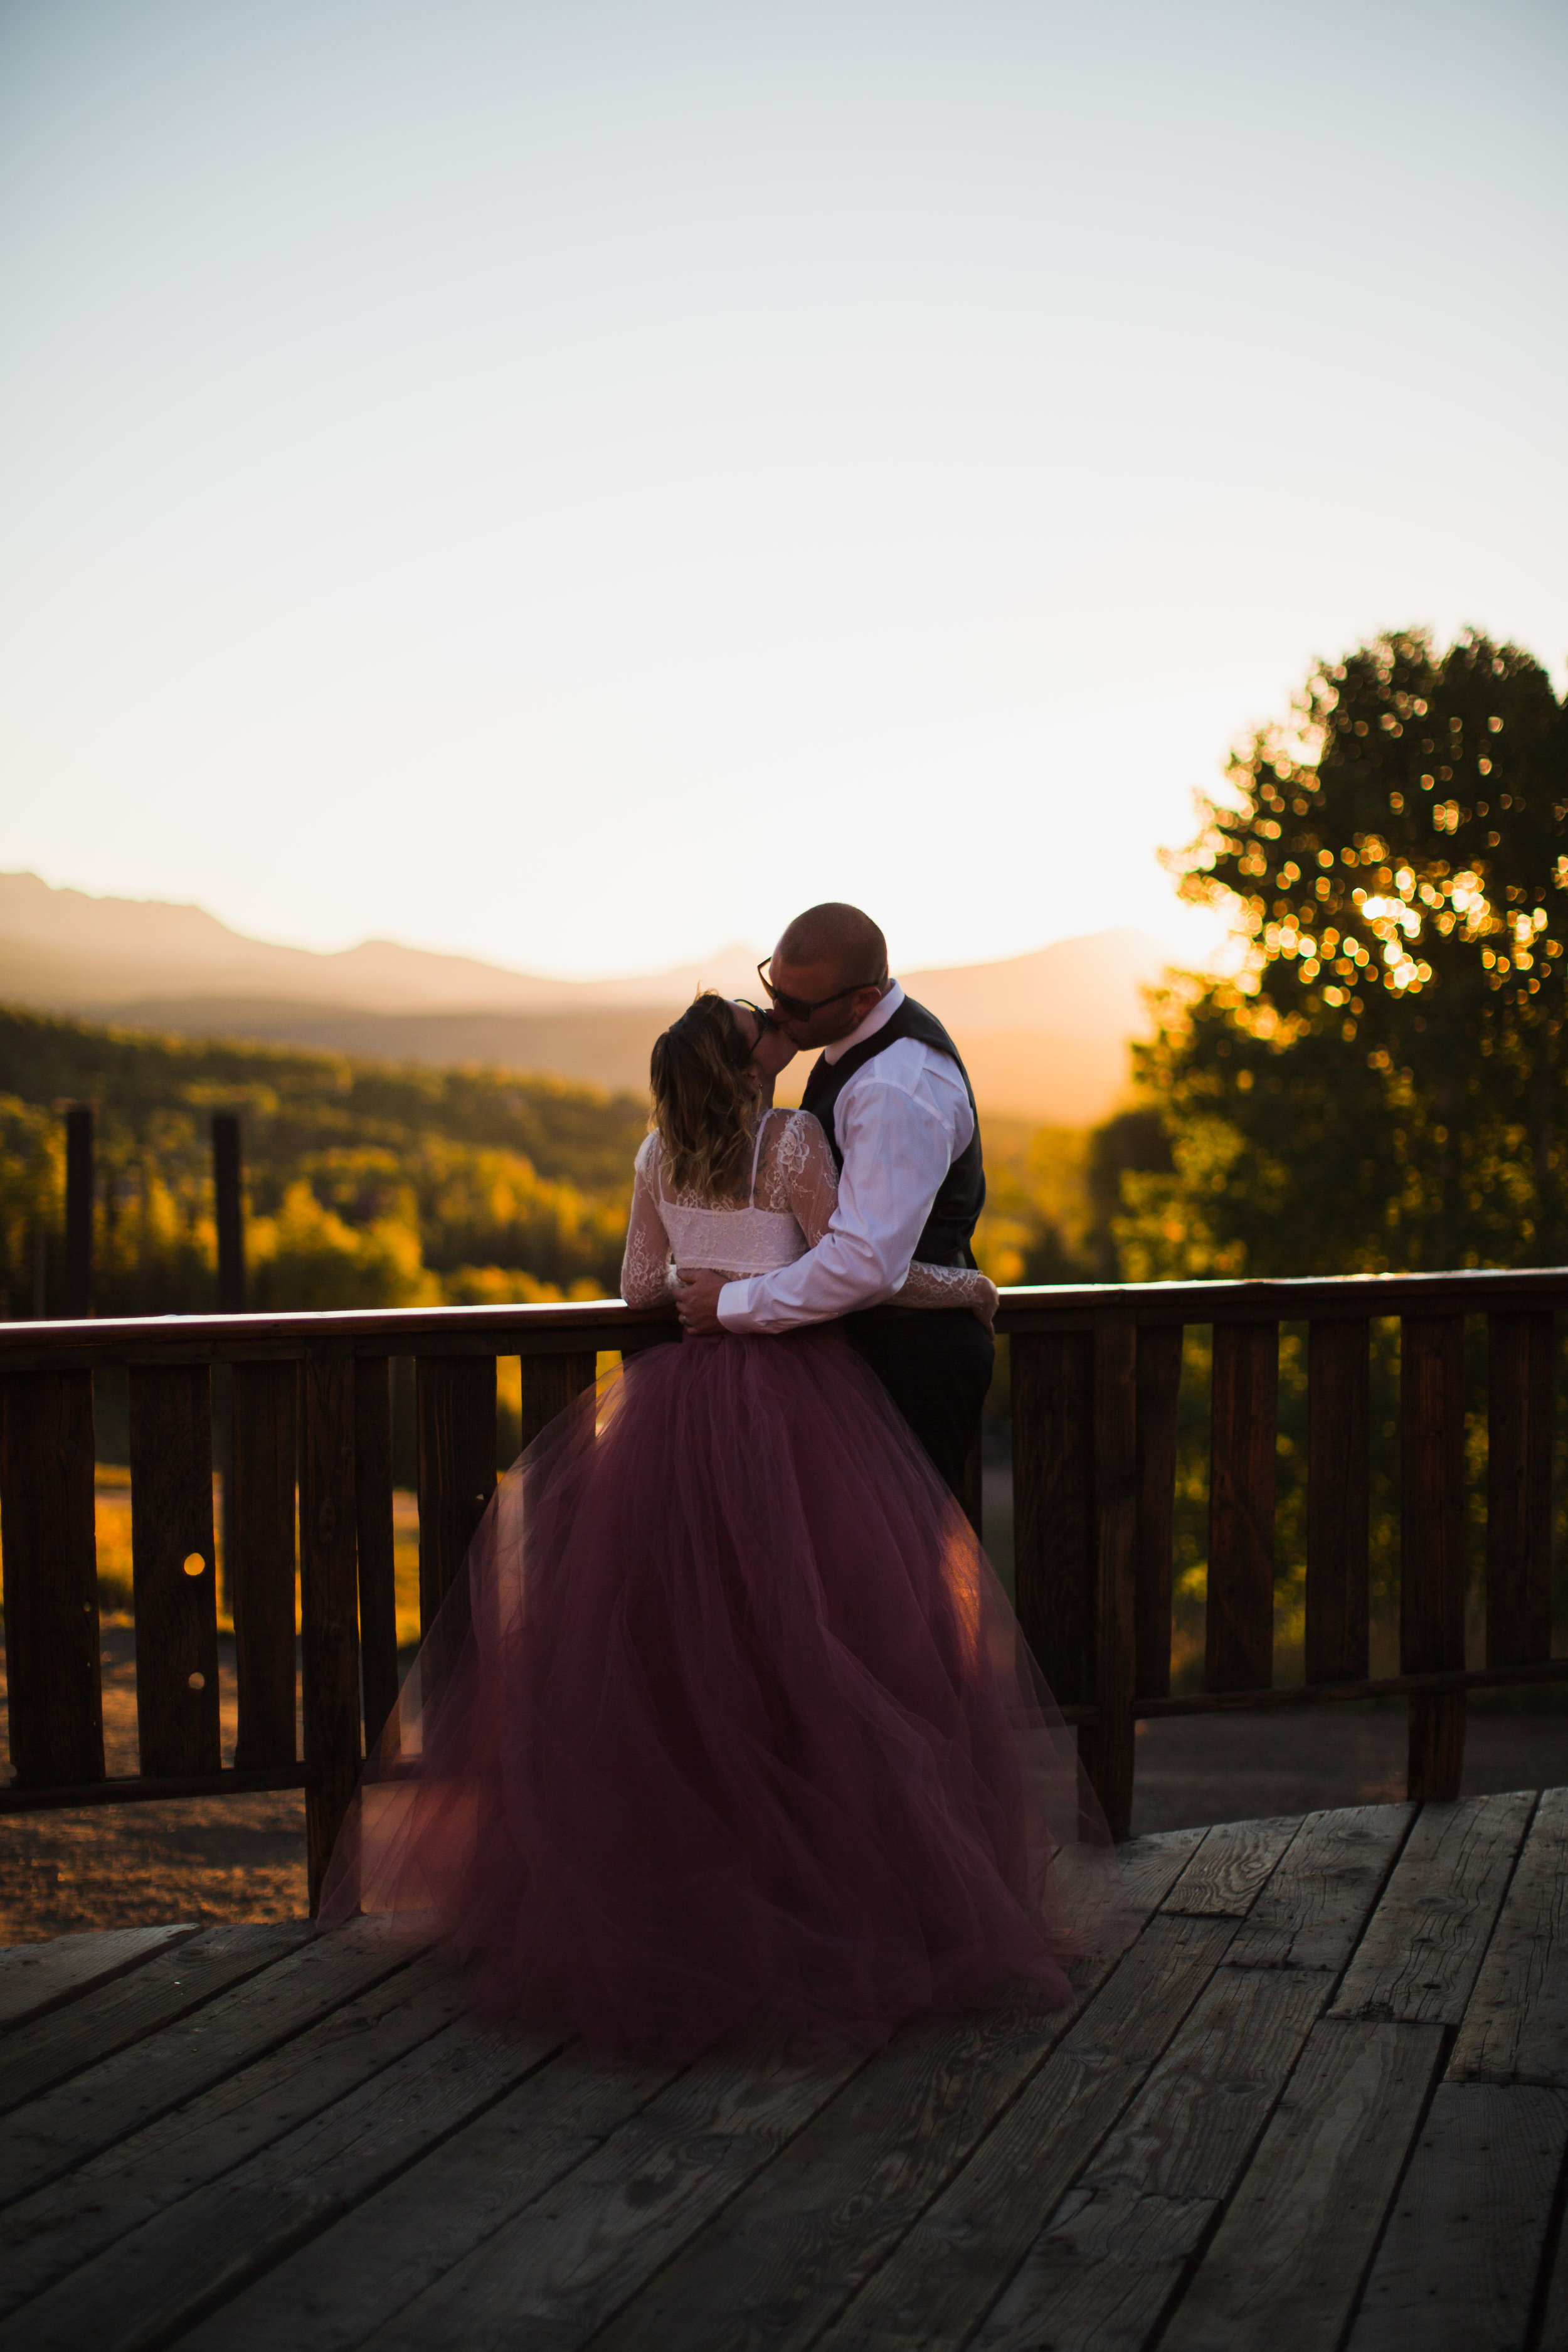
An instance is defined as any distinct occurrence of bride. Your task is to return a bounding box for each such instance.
[320,992,1126,2060]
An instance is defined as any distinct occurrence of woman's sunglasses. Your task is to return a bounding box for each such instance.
[732,999,776,1057]
[755,961,888,1024]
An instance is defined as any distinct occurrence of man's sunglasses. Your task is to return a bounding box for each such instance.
[756,960,889,1024]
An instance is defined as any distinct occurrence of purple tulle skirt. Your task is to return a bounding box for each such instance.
[320,1327,1130,2061]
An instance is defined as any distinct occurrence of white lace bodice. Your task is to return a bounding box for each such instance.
[654,1195,806,1275]
[620,1113,825,1296]
[618,1109,997,1322]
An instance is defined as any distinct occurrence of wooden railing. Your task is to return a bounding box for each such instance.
[3,1269,1566,1901]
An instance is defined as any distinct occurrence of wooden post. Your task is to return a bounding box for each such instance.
[229,1359,298,1771]
[1401,1313,1468,1800]
[416,1355,497,1635]
[300,1345,362,1910]
[127,1364,221,1778]
[1486,1311,1553,1669]
[63,1105,93,1320]
[1081,1313,1138,1839]
[0,1370,104,1787]
[1207,1320,1279,1691]
[1010,1330,1094,1703]
[355,1354,400,1754]
[1133,1323,1182,1699]
[211,1111,245,1616]
[1306,1318,1371,1682]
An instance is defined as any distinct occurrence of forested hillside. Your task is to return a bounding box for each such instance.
[0,1004,1106,1322]
[0,1007,649,1318]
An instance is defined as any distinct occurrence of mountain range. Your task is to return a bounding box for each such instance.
[0,871,1182,1123]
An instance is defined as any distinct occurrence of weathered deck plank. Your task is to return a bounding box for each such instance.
[1158,1814,1301,1918]
[1226,1803,1413,1974]
[1449,1782,1568,2089]
[1115,1825,1211,1919]
[590,1987,1098,2352]
[1345,2081,1568,2351]
[0,1922,413,2208]
[968,2185,1219,2352]
[0,1948,462,2320]
[964,1964,1332,2352]
[0,2014,566,2352]
[0,1922,309,2117]
[0,1797,1555,2351]
[0,1925,196,2033]
[1537,2204,1568,2351]
[1159,2017,1444,2351]
[960,1803,1422,2352]
[811,1915,1239,2352]
[1330,1791,1535,2026]
[174,2046,683,2352]
[364,2045,870,2352]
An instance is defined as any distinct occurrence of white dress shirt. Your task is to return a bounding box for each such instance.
[717,982,976,1335]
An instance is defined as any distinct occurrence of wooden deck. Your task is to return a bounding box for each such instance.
[1,1792,1565,2351]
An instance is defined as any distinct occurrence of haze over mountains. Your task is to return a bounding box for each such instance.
[0,871,1182,1123]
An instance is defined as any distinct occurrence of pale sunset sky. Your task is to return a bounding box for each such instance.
[1,0,1563,980]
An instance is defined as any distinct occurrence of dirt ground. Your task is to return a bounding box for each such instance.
[1,1624,308,1944]
[6,1622,1568,1942]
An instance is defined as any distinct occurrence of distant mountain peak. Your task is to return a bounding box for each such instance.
[0,871,1182,1121]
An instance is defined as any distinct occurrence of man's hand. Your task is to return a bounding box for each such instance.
[675,1268,729,1336]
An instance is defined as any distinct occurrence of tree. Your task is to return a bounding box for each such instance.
[1121,628,1568,1278]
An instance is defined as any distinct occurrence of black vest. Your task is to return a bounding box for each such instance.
[800,996,985,1268]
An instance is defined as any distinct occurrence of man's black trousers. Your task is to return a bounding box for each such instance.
[844,1304,994,1502]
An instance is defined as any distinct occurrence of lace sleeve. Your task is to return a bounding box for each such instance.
[620,1139,675,1306]
[899,1261,999,1327]
[778,1112,840,1246]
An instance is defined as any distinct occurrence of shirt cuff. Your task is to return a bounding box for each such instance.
[717,1277,755,1331]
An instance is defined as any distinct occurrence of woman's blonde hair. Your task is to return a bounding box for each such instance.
[649,991,757,1200]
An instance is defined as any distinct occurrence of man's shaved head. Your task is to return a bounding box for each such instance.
[775,903,887,987]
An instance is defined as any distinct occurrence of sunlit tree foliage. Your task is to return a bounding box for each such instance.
[1121,628,1568,1277]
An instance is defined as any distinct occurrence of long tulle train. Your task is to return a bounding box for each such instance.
[320,1327,1130,2060]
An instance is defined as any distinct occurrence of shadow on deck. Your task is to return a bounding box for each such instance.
[2,1790,1565,2351]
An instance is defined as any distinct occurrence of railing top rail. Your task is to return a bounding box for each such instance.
[4,1262,1568,1367]
[0,1295,679,1367]
[997,1264,1568,1327]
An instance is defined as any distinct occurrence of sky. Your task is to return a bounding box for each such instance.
[1,0,1564,982]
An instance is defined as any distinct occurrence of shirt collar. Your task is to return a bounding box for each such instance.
[822,979,904,1066]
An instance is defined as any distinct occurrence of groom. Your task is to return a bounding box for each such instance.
[676,901,992,1500]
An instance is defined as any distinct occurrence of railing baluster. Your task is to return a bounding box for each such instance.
[0,1369,103,1787]
[1401,1313,1468,1801]
[1207,1321,1278,1692]
[1010,1330,1093,1704]
[300,1343,361,1909]
[128,1364,221,1778]
[354,1354,400,1753]
[1133,1323,1182,1700]
[229,1359,298,1770]
[416,1354,497,1634]
[517,1351,598,1458]
[1,1279,1563,1842]
[1083,1313,1138,1840]
[1306,1318,1371,1683]
[1486,1310,1554,1670]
